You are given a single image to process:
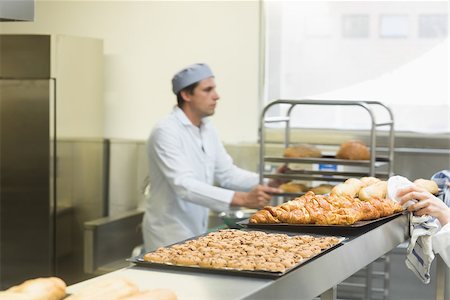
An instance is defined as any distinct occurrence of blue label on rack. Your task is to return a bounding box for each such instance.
[318,164,338,171]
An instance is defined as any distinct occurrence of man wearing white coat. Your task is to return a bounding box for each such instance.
[143,63,281,251]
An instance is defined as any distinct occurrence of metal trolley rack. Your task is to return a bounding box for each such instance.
[258,99,395,300]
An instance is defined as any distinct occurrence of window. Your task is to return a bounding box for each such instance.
[264,1,449,133]
[380,15,409,38]
[419,14,448,38]
[342,15,370,38]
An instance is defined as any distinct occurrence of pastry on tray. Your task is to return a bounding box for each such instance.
[250,175,403,226]
[143,229,340,273]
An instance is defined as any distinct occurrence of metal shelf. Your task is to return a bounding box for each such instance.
[259,99,395,183]
[258,99,395,300]
[264,172,389,182]
[263,155,390,168]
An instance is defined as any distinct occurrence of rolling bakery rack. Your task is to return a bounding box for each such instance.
[258,99,395,300]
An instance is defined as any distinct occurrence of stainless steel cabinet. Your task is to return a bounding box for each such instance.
[0,34,104,288]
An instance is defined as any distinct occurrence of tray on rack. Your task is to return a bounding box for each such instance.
[237,212,405,236]
[128,230,345,279]
[264,155,390,167]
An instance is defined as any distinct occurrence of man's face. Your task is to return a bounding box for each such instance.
[183,77,220,118]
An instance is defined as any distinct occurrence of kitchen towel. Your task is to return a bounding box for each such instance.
[405,213,439,284]
[387,175,439,284]
[431,169,450,206]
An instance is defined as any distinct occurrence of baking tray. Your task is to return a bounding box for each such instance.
[128,230,345,279]
[264,155,389,167]
[238,212,405,236]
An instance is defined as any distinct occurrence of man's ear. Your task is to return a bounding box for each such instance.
[180,90,191,102]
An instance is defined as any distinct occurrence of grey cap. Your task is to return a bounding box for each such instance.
[172,63,214,94]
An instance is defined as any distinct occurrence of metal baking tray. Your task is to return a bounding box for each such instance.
[238,212,405,236]
[128,230,345,279]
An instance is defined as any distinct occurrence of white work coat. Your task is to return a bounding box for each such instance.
[143,107,259,251]
[433,221,450,267]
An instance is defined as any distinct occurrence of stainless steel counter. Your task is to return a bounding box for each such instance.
[68,215,409,300]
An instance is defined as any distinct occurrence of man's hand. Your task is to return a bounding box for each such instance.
[231,185,283,209]
[268,164,289,188]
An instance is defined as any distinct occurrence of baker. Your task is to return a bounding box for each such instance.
[142,63,281,251]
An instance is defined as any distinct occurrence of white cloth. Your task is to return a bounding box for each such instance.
[432,219,450,267]
[405,214,439,283]
[387,176,439,283]
[143,107,259,251]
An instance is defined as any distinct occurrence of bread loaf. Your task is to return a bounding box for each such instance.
[283,144,322,158]
[336,140,370,160]
[358,181,388,201]
[0,277,66,300]
[331,178,363,198]
[280,182,307,193]
[413,179,439,195]
[360,177,381,187]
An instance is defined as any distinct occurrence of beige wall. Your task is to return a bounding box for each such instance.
[0,0,261,143]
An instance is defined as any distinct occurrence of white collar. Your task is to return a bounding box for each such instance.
[173,106,210,128]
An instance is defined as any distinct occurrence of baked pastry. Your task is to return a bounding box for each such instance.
[336,140,370,160]
[280,181,307,193]
[413,179,439,195]
[283,144,322,158]
[143,229,340,273]
[0,277,66,300]
[358,181,388,201]
[249,189,402,226]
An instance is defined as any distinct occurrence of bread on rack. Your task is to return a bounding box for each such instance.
[413,179,439,195]
[336,140,370,160]
[358,181,388,201]
[283,144,322,158]
[279,181,308,193]
[0,277,66,300]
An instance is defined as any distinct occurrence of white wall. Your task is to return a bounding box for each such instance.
[0,0,261,143]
